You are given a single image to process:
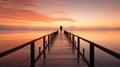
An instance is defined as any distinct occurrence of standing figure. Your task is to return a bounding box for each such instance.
[60,26,63,32]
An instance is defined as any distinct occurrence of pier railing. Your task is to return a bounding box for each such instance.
[0,30,58,67]
[64,30,120,67]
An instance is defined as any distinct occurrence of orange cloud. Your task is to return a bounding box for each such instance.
[0,0,76,22]
[0,7,76,22]
[0,0,38,7]
[49,9,68,15]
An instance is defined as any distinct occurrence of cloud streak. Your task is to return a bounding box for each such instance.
[0,0,38,8]
[0,0,76,22]
[50,9,68,15]
[0,7,76,22]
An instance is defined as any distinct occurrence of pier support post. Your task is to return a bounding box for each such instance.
[30,42,35,67]
[90,43,94,67]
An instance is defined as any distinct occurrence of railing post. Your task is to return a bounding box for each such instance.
[48,35,50,51]
[90,43,94,67]
[77,37,80,61]
[39,47,41,55]
[51,34,53,44]
[50,34,52,44]
[30,41,35,67]
[72,35,75,48]
[43,36,46,58]
[48,35,50,44]
[69,33,70,39]
[70,33,71,41]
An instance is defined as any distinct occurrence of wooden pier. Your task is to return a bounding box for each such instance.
[0,30,120,67]
[35,33,87,67]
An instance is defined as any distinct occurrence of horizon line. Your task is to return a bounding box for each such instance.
[0,25,120,30]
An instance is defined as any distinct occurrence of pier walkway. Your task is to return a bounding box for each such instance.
[35,33,87,67]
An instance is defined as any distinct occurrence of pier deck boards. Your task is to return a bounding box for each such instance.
[35,33,87,67]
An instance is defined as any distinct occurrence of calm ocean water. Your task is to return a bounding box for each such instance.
[67,30,120,67]
[0,30,120,67]
[0,30,55,67]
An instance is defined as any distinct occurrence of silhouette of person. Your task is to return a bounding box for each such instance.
[60,26,63,32]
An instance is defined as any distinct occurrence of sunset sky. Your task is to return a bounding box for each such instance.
[0,0,120,28]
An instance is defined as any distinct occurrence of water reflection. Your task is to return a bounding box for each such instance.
[0,30,55,67]
[0,30,55,52]
[67,30,120,67]
[68,30,120,53]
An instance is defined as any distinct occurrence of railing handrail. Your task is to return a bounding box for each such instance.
[64,30,120,59]
[0,30,58,58]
